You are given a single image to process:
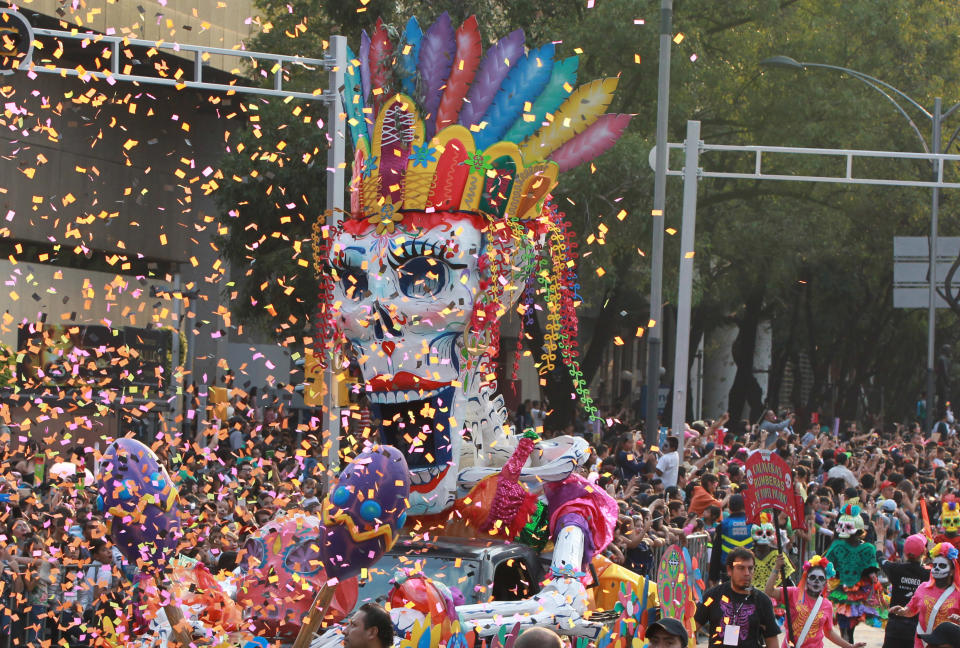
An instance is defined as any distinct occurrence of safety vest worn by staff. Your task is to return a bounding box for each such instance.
[719,512,754,562]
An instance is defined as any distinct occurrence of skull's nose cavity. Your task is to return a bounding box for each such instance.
[382,341,396,357]
[374,300,403,340]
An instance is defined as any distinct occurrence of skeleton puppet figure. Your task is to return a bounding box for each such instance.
[311,13,632,639]
[313,16,630,520]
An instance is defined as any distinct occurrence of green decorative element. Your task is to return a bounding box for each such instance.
[824,540,878,587]
[478,155,517,216]
[521,428,540,440]
[517,500,550,551]
[464,151,492,174]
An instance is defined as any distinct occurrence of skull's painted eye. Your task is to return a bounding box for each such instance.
[335,266,368,300]
[332,485,351,507]
[360,500,382,522]
[398,256,447,297]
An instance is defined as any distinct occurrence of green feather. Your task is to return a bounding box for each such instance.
[344,44,369,146]
[502,55,579,144]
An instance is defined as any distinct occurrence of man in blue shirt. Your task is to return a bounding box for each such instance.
[708,494,753,584]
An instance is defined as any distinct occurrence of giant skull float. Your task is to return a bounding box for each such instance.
[312,13,631,518]
[309,11,630,641]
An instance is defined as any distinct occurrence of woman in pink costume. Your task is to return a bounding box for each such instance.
[890,542,960,648]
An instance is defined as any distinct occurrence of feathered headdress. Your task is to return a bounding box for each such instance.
[335,14,630,232]
[312,14,631,414]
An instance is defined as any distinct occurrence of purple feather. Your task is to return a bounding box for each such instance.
[418,12,456,137]
[359,29,371,101]
[459,28,525,128]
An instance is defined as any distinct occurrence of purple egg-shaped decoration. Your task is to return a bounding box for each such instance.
[320,444,410,581]
[97,437,182,570]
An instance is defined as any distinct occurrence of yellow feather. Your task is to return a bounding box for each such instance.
[519,77,620,161]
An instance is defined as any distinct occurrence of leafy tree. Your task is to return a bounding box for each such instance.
[216,0,960,426]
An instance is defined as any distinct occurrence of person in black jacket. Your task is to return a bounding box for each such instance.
[882,532,930,648]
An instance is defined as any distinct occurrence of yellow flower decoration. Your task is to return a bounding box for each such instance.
[368,202,404,234]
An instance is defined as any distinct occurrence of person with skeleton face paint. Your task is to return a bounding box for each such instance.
[765,555,866,648]
[823,503,881,643]
[890,543,960,648]
[750,512,795,591]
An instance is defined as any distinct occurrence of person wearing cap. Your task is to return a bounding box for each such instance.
[919,622,960,648]
[646,617,688,648]
[881,533,930,648]
[890,543,960,648]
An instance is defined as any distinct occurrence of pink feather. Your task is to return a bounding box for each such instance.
[369,17,394,118]
[435,15,482,135]
[548,113,632,172]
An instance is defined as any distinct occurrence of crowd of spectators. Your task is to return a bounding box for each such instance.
[2,386,960,647]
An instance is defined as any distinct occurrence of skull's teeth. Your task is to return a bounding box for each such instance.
[410,465,444,484]
[368,388,441,404]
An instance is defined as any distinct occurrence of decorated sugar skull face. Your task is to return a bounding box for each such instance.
[942,500,960,533]
[805,567,828,595]
[836,517,858,538]
[331,218,501,515]
[315,14,630,518]
[931,556,953,581]
[751,522,776,546]
[237,512,355,638]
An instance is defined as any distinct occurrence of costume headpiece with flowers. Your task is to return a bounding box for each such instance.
[751,511,777,546]
[799,554,835,596]
[928,542,960,588]
[311,14,630,517]
[836,503,863,539]
[942,495,960,534]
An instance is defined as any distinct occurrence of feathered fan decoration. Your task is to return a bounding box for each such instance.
[345,14,628,173]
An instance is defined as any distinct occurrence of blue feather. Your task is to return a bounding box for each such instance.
[344,44,368,147]
[399,16,423,97]
[502,55,579,144]
[474,43,555,150]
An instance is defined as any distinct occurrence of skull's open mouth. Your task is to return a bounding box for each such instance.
[370,386,454,493]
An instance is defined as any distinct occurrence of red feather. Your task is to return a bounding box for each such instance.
[435,15,482,134]
[548,113,632,172]
[369,17,394,118]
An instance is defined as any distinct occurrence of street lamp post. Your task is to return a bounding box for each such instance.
[646,0,673,447]
[761,55,960,432]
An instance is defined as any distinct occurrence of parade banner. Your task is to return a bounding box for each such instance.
[743,450,805,528]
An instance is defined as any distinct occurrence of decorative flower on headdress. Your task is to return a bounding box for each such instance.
[803,555,836,579]
[930,542,960,561]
